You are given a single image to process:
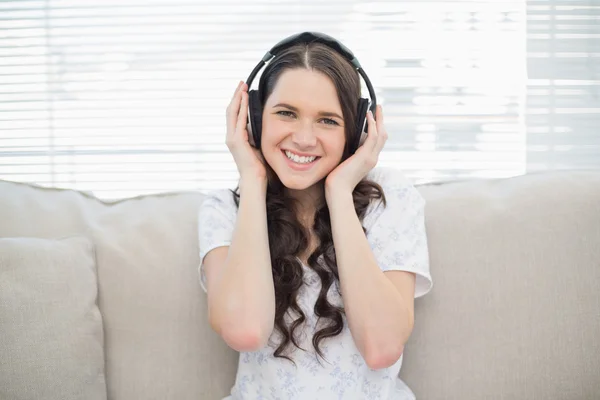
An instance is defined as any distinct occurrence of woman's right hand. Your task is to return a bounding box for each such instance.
[225,81,267,183]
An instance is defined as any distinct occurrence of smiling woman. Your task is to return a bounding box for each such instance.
[198,32,433,400]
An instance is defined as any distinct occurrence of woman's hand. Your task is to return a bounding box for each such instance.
[325,105,387,198]
[226,81,267,183]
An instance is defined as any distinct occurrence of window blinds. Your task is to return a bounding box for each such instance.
[526,0,600,171]
[1,0,595,200]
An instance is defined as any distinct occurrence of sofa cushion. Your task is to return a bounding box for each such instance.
[0,235,107,400]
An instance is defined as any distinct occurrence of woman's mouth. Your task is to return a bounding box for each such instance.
[281,150,321,171]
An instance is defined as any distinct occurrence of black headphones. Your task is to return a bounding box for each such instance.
[245,31,377,155]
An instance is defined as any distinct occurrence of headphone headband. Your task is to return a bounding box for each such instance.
[245,31,377,110]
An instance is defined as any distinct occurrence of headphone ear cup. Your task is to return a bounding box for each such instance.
[247,90,263,148]
[354,98,371,151]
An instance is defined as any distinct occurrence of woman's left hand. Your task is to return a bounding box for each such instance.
[325,104,387,197]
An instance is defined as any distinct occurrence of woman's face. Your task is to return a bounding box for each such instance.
[260,68,346,192]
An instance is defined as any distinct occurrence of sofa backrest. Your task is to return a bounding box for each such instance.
[403,170,600,398]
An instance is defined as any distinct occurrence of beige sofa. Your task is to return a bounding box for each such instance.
[1,169,599,400]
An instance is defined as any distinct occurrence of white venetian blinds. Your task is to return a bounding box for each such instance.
[2,0,594,200]
[526,0,600,171]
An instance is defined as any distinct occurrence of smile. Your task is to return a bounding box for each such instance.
[281,150,321,171]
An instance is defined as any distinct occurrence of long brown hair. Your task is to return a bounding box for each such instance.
[231,42,386,366]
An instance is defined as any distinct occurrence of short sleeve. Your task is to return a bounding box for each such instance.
[364,168,433,298]
[197,189,237,293]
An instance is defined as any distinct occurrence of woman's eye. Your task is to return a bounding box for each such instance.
[277,110,295,117]
[276,111,338,126]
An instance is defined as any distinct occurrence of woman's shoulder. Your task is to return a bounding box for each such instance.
[365,166,414,191]
[202,187,236,202]
[199,188,238,217]
[363,167,424,224]
[365,166,421,209]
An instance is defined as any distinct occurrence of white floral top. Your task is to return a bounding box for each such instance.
[198,167,433,400]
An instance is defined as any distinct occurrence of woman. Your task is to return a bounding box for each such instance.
[198,33,433,399]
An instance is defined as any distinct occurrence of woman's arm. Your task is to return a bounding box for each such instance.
[204,177,275,352]
[327,191,414,370]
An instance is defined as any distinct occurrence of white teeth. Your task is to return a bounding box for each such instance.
[285,150,317,164]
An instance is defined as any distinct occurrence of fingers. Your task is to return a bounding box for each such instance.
[375,104,384,133]
[366,110,379,151]
[374,105,387,153]
[236,89,249,135]
[363,106,386,164]
[231,80,243,102]
[228,81,244,116]
[227,81,247,137]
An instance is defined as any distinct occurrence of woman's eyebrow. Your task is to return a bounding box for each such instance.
[273,103,343,120]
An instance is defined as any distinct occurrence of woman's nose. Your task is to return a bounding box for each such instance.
[291,123,317,148]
